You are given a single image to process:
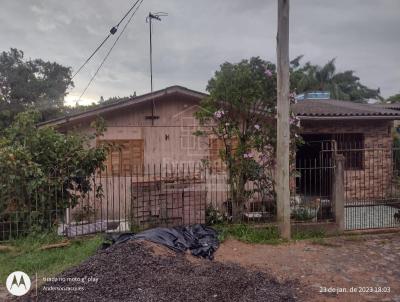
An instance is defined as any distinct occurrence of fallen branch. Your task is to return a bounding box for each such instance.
[0,245,15,252]
[39,241,70,251]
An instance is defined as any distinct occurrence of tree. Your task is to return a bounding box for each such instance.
[0,111,106,237]
[62,94,136,116]
[196,57,301,222]
[385,93,400,103]
[0,48,73,129]
[290,56,382,103]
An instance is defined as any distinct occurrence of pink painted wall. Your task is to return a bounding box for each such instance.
[60,94,210,165]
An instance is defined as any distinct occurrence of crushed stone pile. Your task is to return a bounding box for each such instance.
[28,240,297,302]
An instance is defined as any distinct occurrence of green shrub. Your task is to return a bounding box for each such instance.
[291,207,316,221]
[0,111,106,238]
[205,204,225,225]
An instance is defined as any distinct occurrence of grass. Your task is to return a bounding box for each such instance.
[0,232,102,284]
[214,223,331,245]
[292,229,326,240]
[214,224,285,244]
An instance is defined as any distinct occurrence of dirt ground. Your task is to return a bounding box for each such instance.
[4,232,399,301]
[215,232,400,302]
[21,240,297,302]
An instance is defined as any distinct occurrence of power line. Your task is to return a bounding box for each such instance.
[116,0,142,27]
[71,34,111,79]
[78,0,144,100]
[71,0,142,80]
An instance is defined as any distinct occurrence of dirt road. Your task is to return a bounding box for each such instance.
[216,233,400,302]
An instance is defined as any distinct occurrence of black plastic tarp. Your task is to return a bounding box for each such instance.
[102,224,219,260]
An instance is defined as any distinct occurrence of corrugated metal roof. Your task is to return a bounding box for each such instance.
[292,99,400,118]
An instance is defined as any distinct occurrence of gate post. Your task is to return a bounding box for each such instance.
[333,154,345,231]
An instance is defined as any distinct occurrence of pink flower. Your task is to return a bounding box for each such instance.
[289,92,297,104]
[290,116,300,126]
[214,110,224,119]
[260,153,268,162]
[265,69,273,77]
[243,152,254,159]
[254,124,260,131]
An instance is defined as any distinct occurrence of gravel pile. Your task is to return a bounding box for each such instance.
[30,241,297,302]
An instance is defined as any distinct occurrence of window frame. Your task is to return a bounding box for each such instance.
[97,139,144,176]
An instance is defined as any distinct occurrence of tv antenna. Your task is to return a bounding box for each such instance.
[146,12,168,125]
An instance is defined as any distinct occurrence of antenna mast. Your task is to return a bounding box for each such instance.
[146,12,167,125]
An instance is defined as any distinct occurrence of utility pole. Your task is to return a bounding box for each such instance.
[146,12,167,125]
[276,0,291,239]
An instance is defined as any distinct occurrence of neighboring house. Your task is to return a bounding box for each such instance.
[374,102,400,130]
[292,99,400,200]
[41,86,400,227]
[374,102,400,111]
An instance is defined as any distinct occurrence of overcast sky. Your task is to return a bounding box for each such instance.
[1,0,399,105]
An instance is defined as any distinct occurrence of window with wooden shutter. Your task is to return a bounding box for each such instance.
[98,139,144,176]
[209,138,225,164]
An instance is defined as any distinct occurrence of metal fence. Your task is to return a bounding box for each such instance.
[0,160,338,241]
[3,146,400,241]
[1,164,211,241]
[296,140,400,230]
[294,156,335,224]
[341,146,400,230]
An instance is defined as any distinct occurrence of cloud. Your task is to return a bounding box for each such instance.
[36,18,57,32]
[0,0,399,105]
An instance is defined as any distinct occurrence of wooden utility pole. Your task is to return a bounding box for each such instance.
[276,0,291,239]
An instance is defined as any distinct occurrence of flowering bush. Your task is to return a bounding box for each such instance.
[196,57,301,222]
[213,110,225,119]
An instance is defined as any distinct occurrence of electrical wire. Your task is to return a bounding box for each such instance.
[71,0,142,80]
[71,34,111,79]
[78,0,144,100]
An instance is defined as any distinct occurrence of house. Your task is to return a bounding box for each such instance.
[42,86,214,229]
[292,99,400,201]
[373,102,400,130]
[41,86,400,229]
[43,86,210,167]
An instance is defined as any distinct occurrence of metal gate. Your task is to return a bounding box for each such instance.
[343,147,400,230]
[295,140,335,223]
[296,139,400,230]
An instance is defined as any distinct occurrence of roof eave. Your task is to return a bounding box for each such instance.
[38,86,207,127]
[298,115,400,120]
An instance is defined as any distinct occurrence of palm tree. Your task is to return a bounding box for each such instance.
[290,57,382,103]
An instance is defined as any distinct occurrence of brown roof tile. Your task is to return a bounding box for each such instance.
[373,102,400,110]
[292,99,400,118]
